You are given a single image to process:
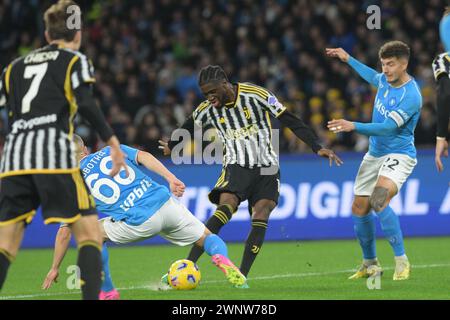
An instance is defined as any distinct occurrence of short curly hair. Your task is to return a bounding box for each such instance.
[378,41,410,61]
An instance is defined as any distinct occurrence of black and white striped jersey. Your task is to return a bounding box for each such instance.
[0,44,95,178]
[192,82,287,168]
[432,52,450,81]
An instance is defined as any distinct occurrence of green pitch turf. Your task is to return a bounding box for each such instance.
[1,237,450,300]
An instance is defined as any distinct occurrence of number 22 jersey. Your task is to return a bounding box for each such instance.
[80,145,171,226]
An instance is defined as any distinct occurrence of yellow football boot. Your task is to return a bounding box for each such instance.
[348,261,383,280]
[393,259,410,281]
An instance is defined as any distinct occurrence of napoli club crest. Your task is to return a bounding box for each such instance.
[389,97,396,107]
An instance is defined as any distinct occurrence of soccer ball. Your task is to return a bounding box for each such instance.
[167,259,201,290]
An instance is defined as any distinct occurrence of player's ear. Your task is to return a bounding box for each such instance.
[73,31,82,49]
[401,58,408,71]
[44,31,52,44]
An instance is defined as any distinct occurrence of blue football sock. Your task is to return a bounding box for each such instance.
[203,234,228,258]
[377,206,405,257]
[352,214,377,260]
[101,243,115,292]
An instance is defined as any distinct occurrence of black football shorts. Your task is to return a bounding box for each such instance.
[0,171,97,226]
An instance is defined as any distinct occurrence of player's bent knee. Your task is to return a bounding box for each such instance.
[351,202,370,216]
[219,193,239,210]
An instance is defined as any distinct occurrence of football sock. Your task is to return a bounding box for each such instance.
[101,243,115,292]
[77,241,102,300]
[207,204,234,233]
[394,254,408,262]
[378,206,405,257]
[0,249,13,290]
[363,258,378,266]
[187,204,234,262]
[352,214,377,260]
[203,234,228,257]
[240,219,268,277]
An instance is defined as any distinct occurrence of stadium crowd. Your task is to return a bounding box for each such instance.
[0,0,446,155]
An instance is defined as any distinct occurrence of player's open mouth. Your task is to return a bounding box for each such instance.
[209,97,220,107]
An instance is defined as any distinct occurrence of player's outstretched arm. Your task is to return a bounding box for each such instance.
[329,91,419,137]
[159,116,195,156]
[435,75,450,172]
[326,48,381,86]
[278,111,343,166]
[136,151,186,197]
[328,117,398,137]
[42,226,72,290]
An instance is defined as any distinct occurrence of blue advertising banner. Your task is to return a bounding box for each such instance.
[20,149,450,248]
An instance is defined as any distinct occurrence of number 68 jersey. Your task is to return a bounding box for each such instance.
[80,145,171,226]
[0,44,94,177]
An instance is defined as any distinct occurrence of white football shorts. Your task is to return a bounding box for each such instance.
[353,153,417,196]
[101,197,205,246]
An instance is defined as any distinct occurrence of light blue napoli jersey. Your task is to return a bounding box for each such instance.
[80,145,171,226]
[369,74,422,158]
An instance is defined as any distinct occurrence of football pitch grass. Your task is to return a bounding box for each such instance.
[1,237,450,300]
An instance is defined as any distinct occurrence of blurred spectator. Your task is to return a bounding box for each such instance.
[0,0,446,156]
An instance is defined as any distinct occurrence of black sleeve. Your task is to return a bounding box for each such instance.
[436,75,450,138]
[168,115,195,150]
[278,110,323,153]
[74,83,114,142]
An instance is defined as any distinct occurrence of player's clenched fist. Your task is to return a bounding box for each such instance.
[169,177,186,197]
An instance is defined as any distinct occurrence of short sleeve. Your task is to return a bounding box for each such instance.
[71,53,96,90]
[192,100,210,126]
[389,92,421,127]
[120,144,139,165]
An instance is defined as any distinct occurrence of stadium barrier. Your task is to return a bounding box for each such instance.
[21,149,450,248]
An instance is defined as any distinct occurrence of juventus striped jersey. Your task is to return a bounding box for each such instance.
[432,52,450,80]
[192,82,287,168]
[0,44,96,178]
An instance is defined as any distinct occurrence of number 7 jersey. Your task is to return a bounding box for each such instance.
[0,44,94,177]
[80,145,171,226]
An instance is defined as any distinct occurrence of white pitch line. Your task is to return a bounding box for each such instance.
[1,263,450,300]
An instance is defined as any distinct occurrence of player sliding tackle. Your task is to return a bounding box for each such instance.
[42,135,246,299]
[326,42,422,281]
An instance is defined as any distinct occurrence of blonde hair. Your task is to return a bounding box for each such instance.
[44,0,80,42]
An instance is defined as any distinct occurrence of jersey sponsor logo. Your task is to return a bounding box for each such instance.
[11,114,57,134]
[374,97,390,118]
[24,51,60,64]
[119,178,153,212]
[224,124,258,140]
